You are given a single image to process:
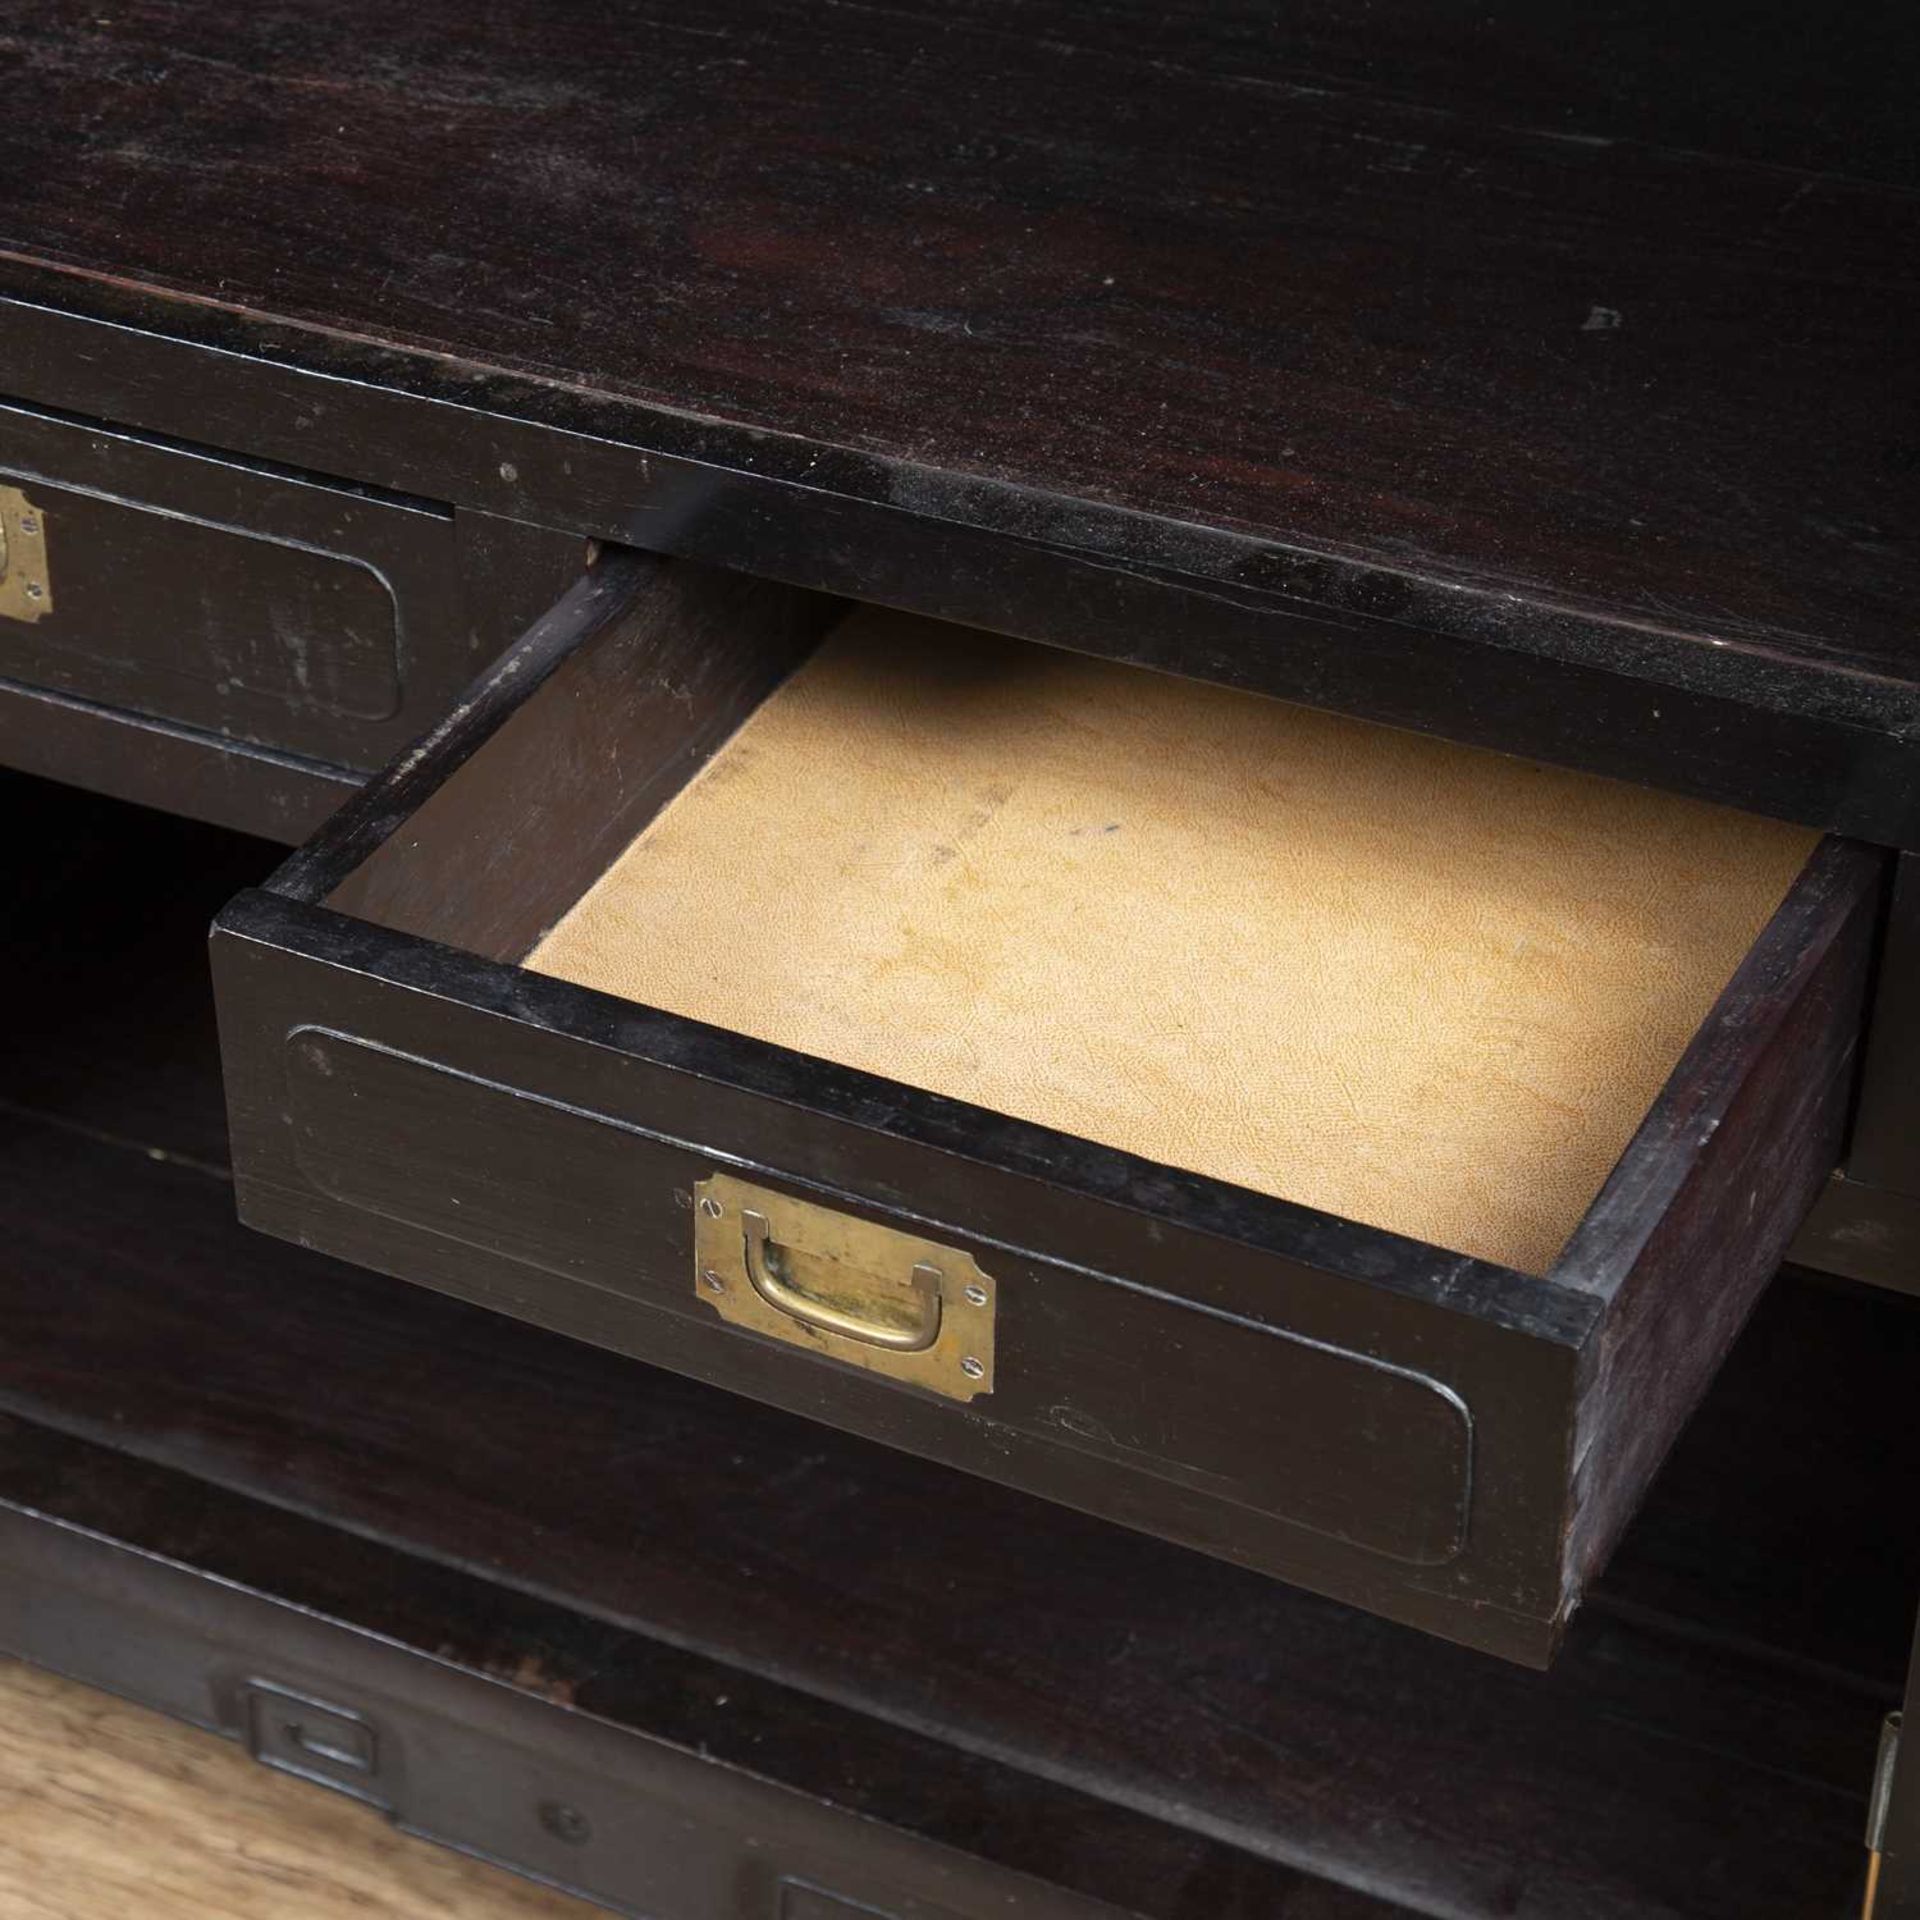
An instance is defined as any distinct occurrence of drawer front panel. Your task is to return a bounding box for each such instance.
[0,403,460,767]
[5,476,403,721]
[283,1026,1475,1567]
[0,1488,1133,1920]
[216,908,1579,1659]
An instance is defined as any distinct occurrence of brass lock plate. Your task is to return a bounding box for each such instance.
[693,1172,996,1401]
[0,485,52,624]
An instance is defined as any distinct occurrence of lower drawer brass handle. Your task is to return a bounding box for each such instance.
[691,1172,996,1401]
[741,1208,943,1352]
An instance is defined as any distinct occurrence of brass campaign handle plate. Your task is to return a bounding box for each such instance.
[693,1171,996,1401]
[0,485,52,624]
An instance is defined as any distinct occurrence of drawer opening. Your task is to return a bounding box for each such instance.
[318,557,1816,1281]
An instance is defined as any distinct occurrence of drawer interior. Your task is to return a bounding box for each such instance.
[517,605,1814,1277]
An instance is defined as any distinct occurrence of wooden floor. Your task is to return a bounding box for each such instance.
[0,1658,595,1919]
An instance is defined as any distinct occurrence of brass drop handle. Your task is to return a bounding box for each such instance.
[740,1208,944,1353]
[693,1173,994,1401]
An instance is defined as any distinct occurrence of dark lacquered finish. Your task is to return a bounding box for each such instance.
[1,3,1916,844]
[1791,851,1920,1299]
[0,1427,1146,1920]
[1,776,1911,1916]
[1840,853,1920,1200]
[0,402,442,759]
[209,552,1881,1662]
[0,396,584,836]
[1796,1177,1920,1302]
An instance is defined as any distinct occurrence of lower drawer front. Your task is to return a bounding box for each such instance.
[0,401,580,794]
[0,1436,1134,1920]
[213,550,1880,1661]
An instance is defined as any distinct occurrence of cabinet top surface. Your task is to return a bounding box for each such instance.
[2,0,1915,716]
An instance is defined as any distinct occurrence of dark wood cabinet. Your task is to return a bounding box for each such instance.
[1,0,1915,1909]
[1,777,1911,1917]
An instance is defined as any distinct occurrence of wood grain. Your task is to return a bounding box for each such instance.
[0,1660,591,1919]
[321,550,836,961]
[2,0,1916,843]
[0,0,1911,690]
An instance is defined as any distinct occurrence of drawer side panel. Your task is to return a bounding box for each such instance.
[1562,840,1881,1595]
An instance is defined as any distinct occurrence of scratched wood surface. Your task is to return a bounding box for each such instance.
[2,0,1914,720]
[0,1659,593,1919]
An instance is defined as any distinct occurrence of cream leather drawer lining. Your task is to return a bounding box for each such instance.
[528,608,1817,1275]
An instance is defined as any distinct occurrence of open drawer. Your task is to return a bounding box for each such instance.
[211,551,1879,1662]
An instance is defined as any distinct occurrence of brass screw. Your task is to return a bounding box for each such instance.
[701,1268,726,1292]
[960,1355,985,1379]
[963,1283,989,1307]
[699,1196,724,1218]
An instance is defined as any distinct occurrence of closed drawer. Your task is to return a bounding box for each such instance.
[0,402,572,782]
[212,551,1879,1661]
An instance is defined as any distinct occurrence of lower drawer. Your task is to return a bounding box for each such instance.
[212,550,1879,1660]
[0,400,581,833]
[0,1424,1140,1920]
